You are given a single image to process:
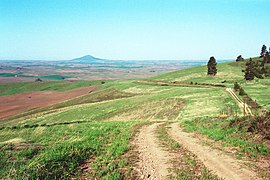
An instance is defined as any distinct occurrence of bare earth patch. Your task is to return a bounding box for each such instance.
[0,85,99,118]
[169,123,261,180]
[133,123,172,179]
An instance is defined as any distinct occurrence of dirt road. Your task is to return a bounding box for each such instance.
[132,122,261,179]
[226,88,253,116]
[133,123,171,179]
[169,123,260,180]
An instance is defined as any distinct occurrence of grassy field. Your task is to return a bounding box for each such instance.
[0,73,73,80]
[0,58,269,179]
[0,83,238,128]
[0,80,108,96]
[150,58,270,111]
[0,78,240,178]
[150,61,244,84]
[0,88,135,124]
[0,121,138,179]
[182,117,270,158]
[181,116,270,178]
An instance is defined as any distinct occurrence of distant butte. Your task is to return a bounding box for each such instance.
[71,55,104,61]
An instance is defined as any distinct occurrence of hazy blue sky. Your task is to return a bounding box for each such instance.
[0,0,269,60]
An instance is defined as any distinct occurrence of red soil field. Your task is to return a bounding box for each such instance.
[0,85,99,119]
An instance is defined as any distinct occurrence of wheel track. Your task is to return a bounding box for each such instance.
[133,123,171,179]
[226,88,253,116]
[168,123,261,180]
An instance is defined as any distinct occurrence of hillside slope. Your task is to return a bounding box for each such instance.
[0,58,269,179]
[150,58,270,111]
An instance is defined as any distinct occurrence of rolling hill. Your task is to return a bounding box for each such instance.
[0,57,269,179]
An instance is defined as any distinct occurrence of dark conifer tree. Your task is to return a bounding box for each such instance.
[236,55,244,61]
[260,44,267,57]
[264,51,270,63]
[243,58,255,80]
[207,56,217,75]
[234,82,240,91]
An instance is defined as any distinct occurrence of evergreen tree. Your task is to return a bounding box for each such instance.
[234,82,240,91]
[243,58,264,80]
[260,44,267,57]
[236,55,244,62]
[264,51,270,63]
[243,58,255,80]
[260,57,266,74]
[207,56,217,75]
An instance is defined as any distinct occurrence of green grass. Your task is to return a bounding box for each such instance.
[1,84,236,128]
[37,75,73,80]
[0,73,73,80]
[1,57,269,178]
[150,59,270,112]
[1,95,181,128]
[182,117,270,158]
[0,80,106,96]
[0,121,138,179]
[241,79,270,111]
[157,123,219,180]
[0,73,34,78]
[99,80,240,121]
[150,62,244,84]
[0,88,135,124]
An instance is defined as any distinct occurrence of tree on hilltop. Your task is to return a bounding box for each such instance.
[207,56,217,76]
[243,58,264,80]
[264,51,270,63]
[236,55,244,62]
[260,44,267,57]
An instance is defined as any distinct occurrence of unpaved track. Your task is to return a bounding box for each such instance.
[226,88,253,116]
[134,123,171,179]
[169,123,260,180]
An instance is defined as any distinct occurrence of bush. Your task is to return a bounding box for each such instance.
[234,82,240,91]
[239,88,247,96]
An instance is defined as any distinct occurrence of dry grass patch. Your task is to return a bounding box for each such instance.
[110,98,184,121]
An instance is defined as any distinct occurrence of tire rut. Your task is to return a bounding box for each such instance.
[226,88,253,116]
[133,123,171,179]
[169,123,261,180]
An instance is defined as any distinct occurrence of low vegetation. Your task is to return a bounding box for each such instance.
[0,73,73,80]
[157,123,219,179]
[0,121,137,179]
[1,46,270,178]
[182,117,270,158]
[1,88,135,124]
[0,80,107,96]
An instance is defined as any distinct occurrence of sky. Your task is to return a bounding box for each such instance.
[0,0,269,60]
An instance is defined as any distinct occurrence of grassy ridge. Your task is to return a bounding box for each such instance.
[0,88,135,125]
[0,83,238,128]
[182,117,270,157]
[151,59,270,111]
[0,58,269,179]
[0,121,137,179]
[0,80,107,96]
[150,62,244,84]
